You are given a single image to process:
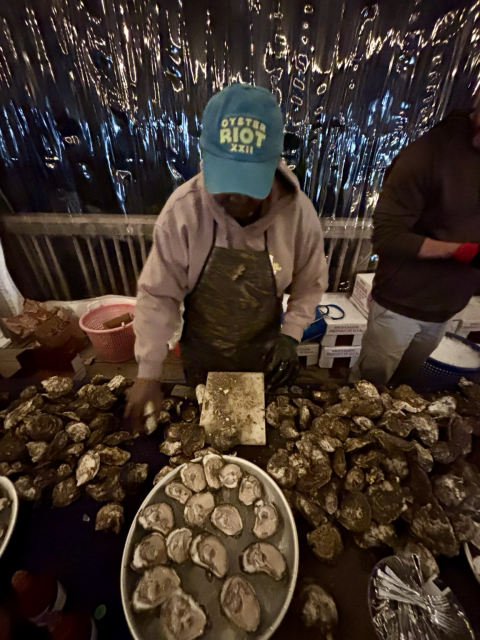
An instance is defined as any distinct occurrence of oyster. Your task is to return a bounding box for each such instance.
[62,443,84,459]
[298,406,312,430]
[103,431,133,447]
[181,425,205,458]
[32,466,58,490]
[95,502,124,534]
[380,450,409,479]
[85,467,125,502]
[120,463,149,494]
[279,420,300,440]
[45,431,69,460]
[26,441,48,464]
[344,467,365,492]
[89,413,117,432]
[153,466,175,485]
[165,481,192,505]
[19,385,37,400]
[242,542,286,581]
[311,415,350,442]
[355,380,380,399]
[160,440,183,457]
[432,473,467,508]
[408,413,439,447]
[365,467,385,485]
[180,463,207,493]
[253,501,278,539]
[0,432,27,463]
[160,591,207,640]
[52,477,80,507]
[220,574,261,633]
[367,481,406,524]
[295,493,328,527]
[332,448,347,478]
[337,492,371,532]
[266,402,280,427]
[298,582,338,635]
[88,386,116,410]
[315,481,340,515]
[267,450,297,489]
[132,532,168,570]
[219,463,243,489]
[239,474,262,505]
[202,453,224,490]
[95,445,131,466]
[41,376,73,399]
[210,423,240,452]
[166,528,193,564]
[65,422,90,443]
[181,406,198,423]
[352,415,375,432]
[76,451,101,486]
[132,566,181,612]
[14,475,40,501]
[354,523,396,549]
[427,396,456,419]
[191,533,229,578]
[307,523,343,563]
[211,504,243,536]
[56,463,73,481]
[410,504,459,557]
[24,414,63,442]
[138,503,175,535]
[107,375,132,394]
[378,409,412,438]
[288,452,311,479]
[184,492,215,527]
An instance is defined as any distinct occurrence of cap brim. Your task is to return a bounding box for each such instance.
[202,153,277,199]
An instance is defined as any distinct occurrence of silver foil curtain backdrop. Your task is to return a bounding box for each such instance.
[0,0,478,300]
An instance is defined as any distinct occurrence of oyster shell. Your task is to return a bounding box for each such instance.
[88,386,116,410]
[294,493,328,527]
[24,414,63,442]
[62,443,84,459]
[181,406,198,423]
[378,409,412,438]
[26,441,48,464]
[160,440,183,457]
[352,415,375,432]
[76,451,101,486]
[279,420,300,440]
[220,574,260,633]
[367,481,406,524]
[211,504,243,536]
[85,467,125,503]
[56,463,73,481]
[267,450,297,489]
[337,492,372,532]
[344,466,365,492]
[307,523,343,563]
[160,591,207,640]
[202,453,224,490]
[138,503,175,535]
[19,385,38,400]
[52,477,80,507]
[95,445,131,466]
[298,406,312,430]
[107,375,132,395]
[131,532,168,570]
[355,380,380,400]
[253,501,278,539]
[410,504,459,557]
[239,474,262,505]
[432,473,467,508]
[380,450,409,479]
[153,466,175,485]
[191,533,229,578]
[354,523,396,549]
[166,480,193,505]
[45,431,69,460]
[132,566,181,612]
[298,582,338,635]
[103,431,133,446]
[311,415,350,442]
[0,432,27,463]
[120,462,149,494]
[166,528,193,564]
[408,413,439,447]
[181,425,205,458]
[180,463,207,493]
[219,463,243,489]
[365,467,385,485]
[32,466,56,491]
[41,376,73,399]
[332,448,347,478]
[14,475,40,501]
[184,492,215,527]
[65,422,90,443]
[266,402,280,427]
[427,396,456,419]
[95,502,124,534]
[210,423,240,452]
[242,542,286,581]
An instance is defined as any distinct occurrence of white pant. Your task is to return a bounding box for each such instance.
[350,300,448,386]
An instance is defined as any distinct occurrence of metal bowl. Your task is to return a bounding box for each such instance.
[0,476,19,560]
[121,454,299,640]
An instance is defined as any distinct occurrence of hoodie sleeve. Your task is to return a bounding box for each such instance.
[281,195,329,342]
[134,206,189,379]
[372,135,433,260]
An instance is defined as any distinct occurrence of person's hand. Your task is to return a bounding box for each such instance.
[453,242,480,268]
[264,334,300,390]
[125,379,164,433]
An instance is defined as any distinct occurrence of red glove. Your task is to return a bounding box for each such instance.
[454,243,480,268]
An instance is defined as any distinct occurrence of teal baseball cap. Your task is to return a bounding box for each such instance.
[200,84,284,199]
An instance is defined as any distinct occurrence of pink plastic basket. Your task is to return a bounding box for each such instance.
[79,302,136,363]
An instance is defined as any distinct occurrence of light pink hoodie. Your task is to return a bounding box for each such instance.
[134,161,329,379]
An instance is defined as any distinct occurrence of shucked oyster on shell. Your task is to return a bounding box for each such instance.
[211,504,243,536]
[131,565,181,612]
[239,474,262,505]
[253,501,279,539]
[165,481,192,505]
[220,574,261,633]
[202,453,224,490]
[160,591,207,640]
[191,532,229,578]
[131,532,168,571]
[166,528,193,564]
[180,463,207,493]
[138,502,175,536]
[242,542,287,581]
[219,463,242,489]
[184,492,215,527]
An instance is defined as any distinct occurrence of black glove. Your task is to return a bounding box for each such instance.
[264,334,300,390]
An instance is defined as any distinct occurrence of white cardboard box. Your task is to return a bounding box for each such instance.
[321,333,364,348]
[297,342,320,366]
[319,345,362,369]
[321,293,367,336]
[456,297,480,338]
[350,272,375,318]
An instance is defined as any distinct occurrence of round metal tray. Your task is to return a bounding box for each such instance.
[0,476,19,560]
[121,454,299,640]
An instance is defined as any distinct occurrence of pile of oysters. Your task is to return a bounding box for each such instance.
[0,375,150,534]
[128,454,291,640]
[264,378,480,568]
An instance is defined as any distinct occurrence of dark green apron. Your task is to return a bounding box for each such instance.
[180,226,282,386]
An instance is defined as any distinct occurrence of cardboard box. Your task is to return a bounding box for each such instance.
[456,297,480,338]
[319,345,362,369]
[321,293,367,336]
[321,333,363,348]
[350,273,375,318]
[297,342,320,366]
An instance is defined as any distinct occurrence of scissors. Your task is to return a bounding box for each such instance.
[302,304,345,342]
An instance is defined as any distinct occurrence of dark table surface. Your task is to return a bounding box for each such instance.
[1,381,480,639]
